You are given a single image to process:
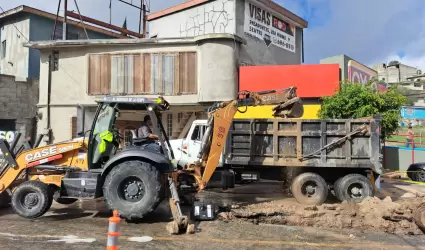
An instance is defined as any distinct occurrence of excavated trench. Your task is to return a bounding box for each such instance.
[218,196,425,236]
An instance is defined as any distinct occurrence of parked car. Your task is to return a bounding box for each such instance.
[407,163,425,182]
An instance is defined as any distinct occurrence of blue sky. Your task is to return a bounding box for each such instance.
[2,0,425,70]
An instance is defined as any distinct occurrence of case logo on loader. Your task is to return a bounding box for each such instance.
[24,145,74,162]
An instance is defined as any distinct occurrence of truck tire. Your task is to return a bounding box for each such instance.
[333,177,344,201]
[334,174,374,203]
[11,181,53,219]
[411,170,425,182]
[103,160,164,220]
[0,191,11,208]
[291,172,328,205]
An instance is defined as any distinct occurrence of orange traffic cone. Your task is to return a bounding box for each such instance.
[107,210,121,250]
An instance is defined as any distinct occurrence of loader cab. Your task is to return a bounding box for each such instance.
[88,96,174,170]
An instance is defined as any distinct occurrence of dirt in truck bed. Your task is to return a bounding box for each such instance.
[218,196,425,236]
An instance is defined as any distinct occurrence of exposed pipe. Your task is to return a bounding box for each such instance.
[142,3,147,37]
[301,29,304,63]
[47,54,52,144]
[63,0,68,40]
[65,11,144,38]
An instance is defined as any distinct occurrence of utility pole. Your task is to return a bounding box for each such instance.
[63,0,68,40]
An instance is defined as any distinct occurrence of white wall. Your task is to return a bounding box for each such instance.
[149,0,237,38]
[0,17,30,79]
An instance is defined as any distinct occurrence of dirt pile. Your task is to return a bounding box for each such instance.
[218,196,425,235]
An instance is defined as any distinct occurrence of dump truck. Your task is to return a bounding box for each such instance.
[170,115,383,205]
[0,87,302,233]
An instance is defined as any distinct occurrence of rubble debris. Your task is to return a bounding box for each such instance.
[219,197,425,235]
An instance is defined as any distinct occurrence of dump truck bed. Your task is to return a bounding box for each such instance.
[224,116,383,174]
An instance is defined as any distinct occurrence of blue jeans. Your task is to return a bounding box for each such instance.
[406,138,415,148]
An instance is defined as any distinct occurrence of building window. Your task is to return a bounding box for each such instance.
[87,52,197,95]
[177,112,183,123]
[167,114,173,136]
[414,82,422,88]
[1,40,6,59]
[52,26,79,40]
[53,51,59,71]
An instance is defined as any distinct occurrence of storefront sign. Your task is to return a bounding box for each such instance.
[0,131,17,144]
[0,131,17,157]
[347,60,377,84]
[347,60,387,92]
[244,0,296,53]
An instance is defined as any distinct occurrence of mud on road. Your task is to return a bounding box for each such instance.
[219,196,425,236]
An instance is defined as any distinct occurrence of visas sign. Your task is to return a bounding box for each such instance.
[244,0,296,53]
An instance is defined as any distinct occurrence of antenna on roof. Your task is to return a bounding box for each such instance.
[117,0,150,37]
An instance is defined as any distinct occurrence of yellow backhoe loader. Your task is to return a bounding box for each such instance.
[0,87,303,233]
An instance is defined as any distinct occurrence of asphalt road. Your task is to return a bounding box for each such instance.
[0,180,424,250]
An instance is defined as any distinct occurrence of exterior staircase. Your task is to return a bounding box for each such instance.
[171,112,197,139]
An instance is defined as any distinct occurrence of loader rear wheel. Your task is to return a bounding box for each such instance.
[11,181,53,219]
[103,160,164,220]
[291,172,328,205]
[335,174,374,203]
[0,191,11,208]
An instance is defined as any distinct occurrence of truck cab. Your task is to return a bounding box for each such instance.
[169,120,224,169]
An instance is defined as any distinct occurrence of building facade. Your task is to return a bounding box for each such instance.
[25,0,308,144]
[0,5,121,79]
[320,54,387,91]
[25,35,247,143]
[147,0,308,66]
[373,62,421,84]
[0,74,38,146]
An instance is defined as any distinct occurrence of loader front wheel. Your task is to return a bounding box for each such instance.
[103,160,164,221]
[11,181,53,219]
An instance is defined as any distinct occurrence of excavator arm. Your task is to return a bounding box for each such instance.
[189,86,304,190]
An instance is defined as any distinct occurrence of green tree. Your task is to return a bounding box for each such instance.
[318,81,407,139]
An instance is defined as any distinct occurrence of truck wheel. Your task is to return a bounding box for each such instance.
[11,181,53,219]
[0,191,11,208]
[412,170,425,182]
[335,174,374,203]
[291,172,328,205]
[53,191,78,205]
[103,160,164,220]
[333,177,344,201]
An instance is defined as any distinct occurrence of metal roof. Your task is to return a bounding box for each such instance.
[0,5,126,39]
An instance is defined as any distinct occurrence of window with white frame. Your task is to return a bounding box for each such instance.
[167,114,173,136]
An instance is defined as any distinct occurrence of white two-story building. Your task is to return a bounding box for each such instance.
[24,0,308,145]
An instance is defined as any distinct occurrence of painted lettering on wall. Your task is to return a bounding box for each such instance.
[244,0,296,53]
[347,60,387,92]
[0,131,17,143]
[347,60,377,84]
